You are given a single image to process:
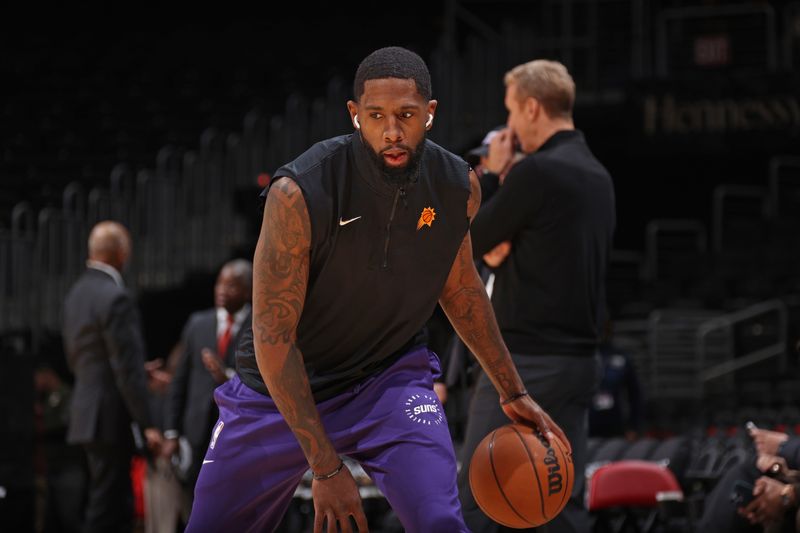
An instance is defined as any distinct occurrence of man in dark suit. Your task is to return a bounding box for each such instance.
[163,259,252,512]
[62,220,163,533]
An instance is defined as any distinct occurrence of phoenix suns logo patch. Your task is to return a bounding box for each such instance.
[416,207,436,230]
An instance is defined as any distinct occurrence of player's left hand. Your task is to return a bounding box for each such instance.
[311,467,369,533]
[501,394,572,456]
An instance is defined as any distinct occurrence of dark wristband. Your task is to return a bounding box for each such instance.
[313,460,345,481]
[502,390,529,405]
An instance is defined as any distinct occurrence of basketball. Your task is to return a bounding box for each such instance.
[469,423,574,529]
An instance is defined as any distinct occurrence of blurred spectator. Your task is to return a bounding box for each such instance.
[588,320,644,440]
[62,221,163,533]
[699,427,800,531]
[162,259,253,519]
[143,348,183,533]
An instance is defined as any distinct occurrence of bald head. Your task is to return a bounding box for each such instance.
[88,221,131,271]
[215,259,253,314]
[223,259,253,292]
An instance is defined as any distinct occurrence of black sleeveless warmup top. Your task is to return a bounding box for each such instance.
[237,133,471,401]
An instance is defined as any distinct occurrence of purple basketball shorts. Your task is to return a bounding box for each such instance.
[186,346,469,533]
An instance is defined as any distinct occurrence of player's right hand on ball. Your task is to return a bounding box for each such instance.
[502,395,572,456]
[312,467,369,533]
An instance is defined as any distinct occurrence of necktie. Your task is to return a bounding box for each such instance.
[217,314,235,359]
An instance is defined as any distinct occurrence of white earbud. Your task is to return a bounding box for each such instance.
[353,114,361,129]
[425,113,433,128]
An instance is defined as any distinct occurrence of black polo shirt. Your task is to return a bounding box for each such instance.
[471,130,616,357]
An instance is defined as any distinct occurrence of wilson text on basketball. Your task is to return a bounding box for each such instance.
[544,446,563,496]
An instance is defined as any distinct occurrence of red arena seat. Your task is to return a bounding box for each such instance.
[588,460,683,510]
[588,460,686,532]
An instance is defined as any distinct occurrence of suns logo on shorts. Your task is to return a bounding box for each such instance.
[209,420,224,450]
[404,393,443,426]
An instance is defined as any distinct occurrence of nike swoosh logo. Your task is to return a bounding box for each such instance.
[203,460,215,464]
[339,216,362,226]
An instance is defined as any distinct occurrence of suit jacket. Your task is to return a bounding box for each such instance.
[62,267,152,445]
[166,308,245,451]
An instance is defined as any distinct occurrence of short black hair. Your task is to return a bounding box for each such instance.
[353,46,432,102]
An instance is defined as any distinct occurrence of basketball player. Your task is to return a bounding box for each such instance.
[185,46,568,533]
[457,60,616,533]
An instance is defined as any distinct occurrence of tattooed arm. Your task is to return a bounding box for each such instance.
[253,177,368,532]
[438,170,570,450]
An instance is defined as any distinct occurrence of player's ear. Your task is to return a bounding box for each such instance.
[424,100,437,130]
[427,100,438,122]
[347,100,359,130]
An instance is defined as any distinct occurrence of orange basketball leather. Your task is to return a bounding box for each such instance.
[469,423,574,528]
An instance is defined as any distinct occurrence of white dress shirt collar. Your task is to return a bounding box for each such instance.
[216,303,251,337]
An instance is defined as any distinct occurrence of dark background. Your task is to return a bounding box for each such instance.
[1,0,798,369]
[1,0,798,381]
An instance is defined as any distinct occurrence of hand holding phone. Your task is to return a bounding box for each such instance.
[730,480,755,507]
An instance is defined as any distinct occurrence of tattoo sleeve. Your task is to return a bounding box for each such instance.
[438,171,525,399]
[252,177,339,473]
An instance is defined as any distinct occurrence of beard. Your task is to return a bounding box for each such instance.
[360,132,426,185]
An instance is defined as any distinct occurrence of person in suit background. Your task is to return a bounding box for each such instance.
[162,258,253,517]
[62,220,163,533]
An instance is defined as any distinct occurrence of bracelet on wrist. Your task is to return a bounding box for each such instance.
[502,390,529,405]
[313,460,345,481]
